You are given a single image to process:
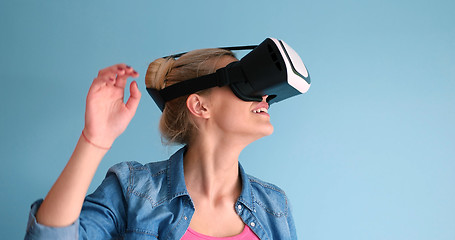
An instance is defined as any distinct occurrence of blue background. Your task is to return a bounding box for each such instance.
[1,0,454,239]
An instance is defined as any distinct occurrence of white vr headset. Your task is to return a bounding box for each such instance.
[147,38,311,111]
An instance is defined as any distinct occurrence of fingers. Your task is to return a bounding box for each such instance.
[97,64,127,77]
[126,81,141,112]
[115,65,139,89]
[92,64,139,89]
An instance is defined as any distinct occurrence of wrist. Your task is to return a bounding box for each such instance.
[81,129,113,150]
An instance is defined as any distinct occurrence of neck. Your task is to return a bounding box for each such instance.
[183,137,245,204]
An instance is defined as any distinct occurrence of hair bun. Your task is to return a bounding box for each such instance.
[145,48,236,145]
[145,57,176,89]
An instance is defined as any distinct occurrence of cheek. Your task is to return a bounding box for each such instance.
[221,105,247,123]
[212,103,250,129]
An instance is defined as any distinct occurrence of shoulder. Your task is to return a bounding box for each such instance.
[106,160,170,206]
[246,174,290,217]
[107,160,168,181]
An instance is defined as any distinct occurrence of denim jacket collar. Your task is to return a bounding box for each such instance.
[167,147,191,201]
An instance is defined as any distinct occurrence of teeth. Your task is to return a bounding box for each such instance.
[253,108,268,113]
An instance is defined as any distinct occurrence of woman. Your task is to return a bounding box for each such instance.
[25,48,296,239]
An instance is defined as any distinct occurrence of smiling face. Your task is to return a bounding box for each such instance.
[201,56,274,144]
[207,86,274,142]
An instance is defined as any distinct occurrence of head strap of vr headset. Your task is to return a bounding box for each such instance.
[147,45,257,111]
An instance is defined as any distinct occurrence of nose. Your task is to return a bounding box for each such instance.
[262,95,268,102]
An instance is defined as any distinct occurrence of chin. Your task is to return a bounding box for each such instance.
[264,125,274,136]
[257,124,274,138]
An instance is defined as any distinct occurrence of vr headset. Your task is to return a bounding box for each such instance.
[147,38,311,111]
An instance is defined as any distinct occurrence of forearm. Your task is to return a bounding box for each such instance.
[36,134,109,227]
[34,63,140,228]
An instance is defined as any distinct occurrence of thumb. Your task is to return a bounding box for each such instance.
[126,81,141,112]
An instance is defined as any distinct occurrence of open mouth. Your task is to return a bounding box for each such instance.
[252,108,268,114]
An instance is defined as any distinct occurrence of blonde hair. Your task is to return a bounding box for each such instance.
[145,48,236,145]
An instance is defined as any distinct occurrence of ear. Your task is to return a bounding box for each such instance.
[186,94,210,119]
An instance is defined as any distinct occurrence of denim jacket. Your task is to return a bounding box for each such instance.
[25,147,297,239]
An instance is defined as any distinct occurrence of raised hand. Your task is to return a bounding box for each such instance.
[83,64,141,149]
[34,64,141,227]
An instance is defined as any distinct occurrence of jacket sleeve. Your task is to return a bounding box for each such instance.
[25,199,79,240]
[25,165,129,240]
[286,200,298,239]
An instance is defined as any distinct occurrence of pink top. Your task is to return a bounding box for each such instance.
[181,225,260,240]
